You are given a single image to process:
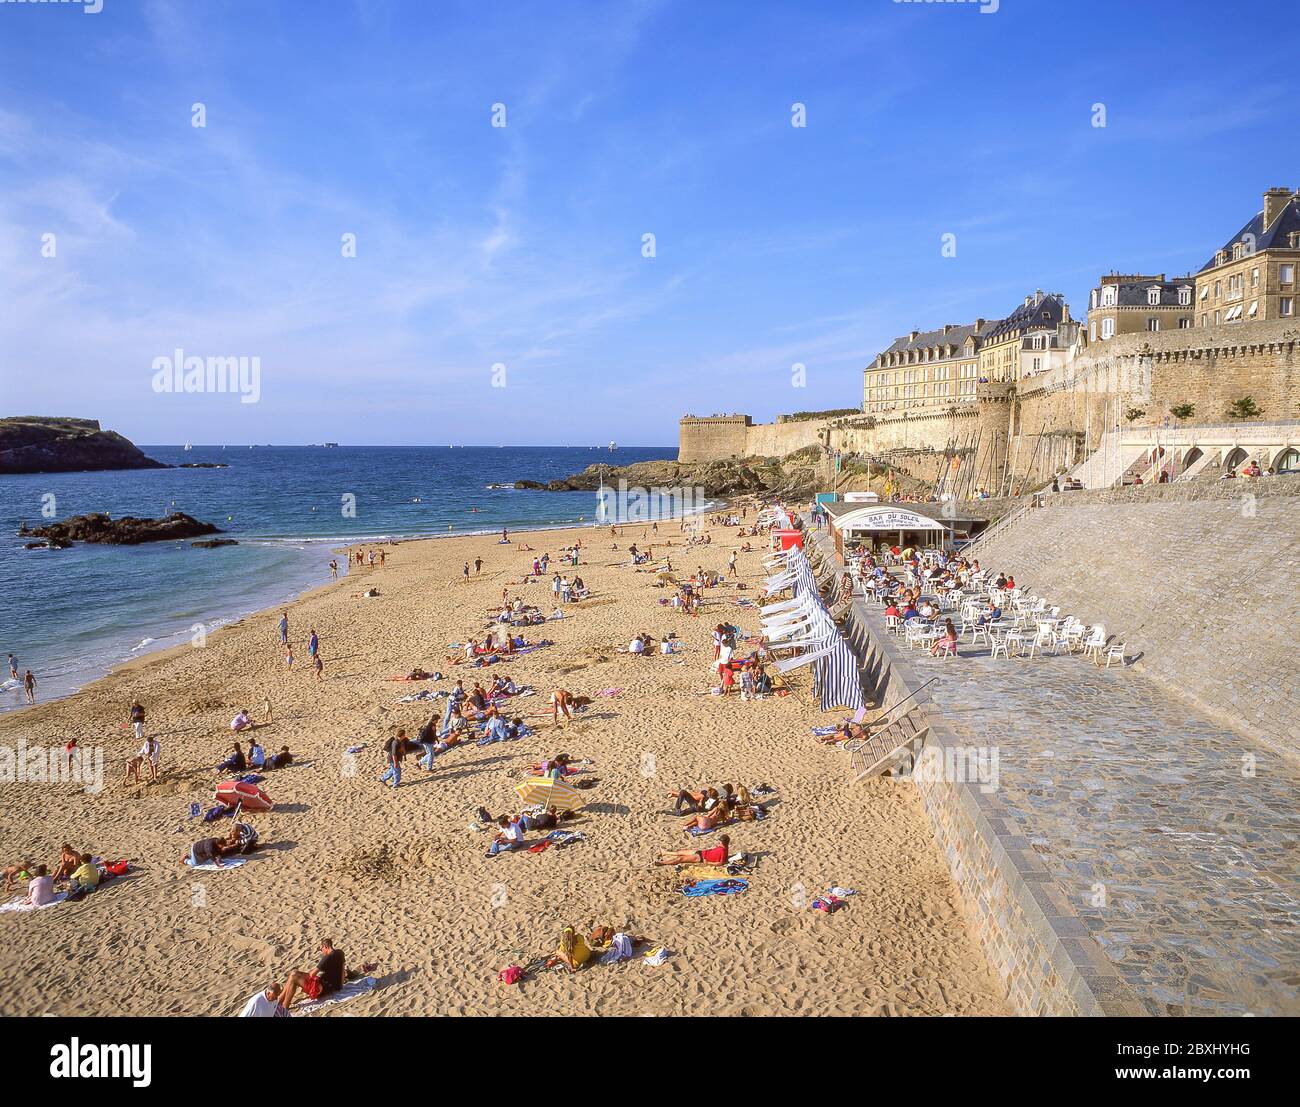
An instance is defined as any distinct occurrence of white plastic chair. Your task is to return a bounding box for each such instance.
[1082,625,1106,663]
[1104,641,1127,668]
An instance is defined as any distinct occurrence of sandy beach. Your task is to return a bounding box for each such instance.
[0,518,1004,1016]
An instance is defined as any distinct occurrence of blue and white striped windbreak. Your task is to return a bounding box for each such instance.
[765,548,864,710]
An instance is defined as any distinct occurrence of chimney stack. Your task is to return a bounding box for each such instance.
[1263,187,1294,228]
[974,317,986,330]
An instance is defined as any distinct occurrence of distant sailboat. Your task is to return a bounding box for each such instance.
[183,441,193,452]
[608,440,617,452]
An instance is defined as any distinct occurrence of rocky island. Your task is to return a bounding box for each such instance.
[0,416,168,475]
[18,512,222,547]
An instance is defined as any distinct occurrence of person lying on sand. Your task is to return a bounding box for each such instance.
[654,836,731,867]
[476,806,576,832]
[3,859,34,894]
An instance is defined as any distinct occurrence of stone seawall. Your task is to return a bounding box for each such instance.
[808,527,1142,1015]
[965,477,1300,762]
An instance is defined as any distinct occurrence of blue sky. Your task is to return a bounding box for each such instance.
[1,0,1297,446]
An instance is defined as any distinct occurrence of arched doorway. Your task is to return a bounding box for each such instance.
[1274,447,1300,473]
[1224,447,1249,472]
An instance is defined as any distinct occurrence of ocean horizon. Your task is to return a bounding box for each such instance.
[0,444,683,709]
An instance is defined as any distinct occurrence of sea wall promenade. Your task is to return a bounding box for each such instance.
[810,516,1300,1017]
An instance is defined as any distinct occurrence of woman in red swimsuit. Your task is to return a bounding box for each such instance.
[655,834,730,867]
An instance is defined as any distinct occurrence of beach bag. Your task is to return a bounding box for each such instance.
[497,966,524,985]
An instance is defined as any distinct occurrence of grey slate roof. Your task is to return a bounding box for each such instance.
[986,293,1066,340]
[877,318,1000,360]
[1200,195,1300,272]
[1097,278,1192,308]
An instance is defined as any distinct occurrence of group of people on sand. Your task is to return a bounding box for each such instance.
[182,821,261,868]
[4,843,130,905]
[217,736,294,774]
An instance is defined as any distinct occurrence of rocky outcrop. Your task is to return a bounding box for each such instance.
[0,417,169,475]
[190,538,239,548]
[523,451,826,500]
[18,512,222,546]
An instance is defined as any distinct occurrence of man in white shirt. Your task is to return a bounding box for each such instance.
[239,984,290,1017]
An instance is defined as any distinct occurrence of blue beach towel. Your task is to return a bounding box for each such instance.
[681,879,748,897]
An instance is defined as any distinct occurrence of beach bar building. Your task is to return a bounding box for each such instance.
[823,501,969,557]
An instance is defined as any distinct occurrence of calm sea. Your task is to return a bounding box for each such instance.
[0,444,679,709]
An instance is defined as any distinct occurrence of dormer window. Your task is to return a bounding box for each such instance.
[1102,286,1116,307]
[1147,287,1161,305]
[1215,250,1227,266]
[1178,286,1191,305]
[1233,243,1244,261]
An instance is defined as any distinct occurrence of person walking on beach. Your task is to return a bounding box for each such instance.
[23,669,36,704]
[139,732,161,781]
[463,562,470,582]
[263,694,273,723]
[313,653,323,681]
[308,628,319,661]
[380,728,405,788]
[285,645,294,670]
[329,559,338,579]
[728,550,739,579]
[7,654,17,681]
[474,557,483,574]
[130,700,146,742]
[278,611,289,645]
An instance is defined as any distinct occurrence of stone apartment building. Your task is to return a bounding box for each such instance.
[977,291,1071,383]
[1195,186,1300,327]
[1086,273,1195,344]
[862,319,997,414]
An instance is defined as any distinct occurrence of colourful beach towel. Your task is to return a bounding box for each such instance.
[681,879,748,897]
[296,976,377,1014]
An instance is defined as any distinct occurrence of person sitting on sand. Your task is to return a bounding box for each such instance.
[266,745,293,770]
[527,753,572,779]
[248,738,267,769]
[654,835,731,867]
[545,925,592,973]
[217,742,247,774]
[231,709,255,732]
[3,859,34,894]
[277,939,352,1008]
[486,815,526,856]
[684,799,731,832]
[68,853,100,893]
[52,843,81,881]
[25,864,56,906]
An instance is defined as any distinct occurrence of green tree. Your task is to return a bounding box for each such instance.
[1124,406,1146,423]
[1169,403,1196,422]
[1225,396,1261,421]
